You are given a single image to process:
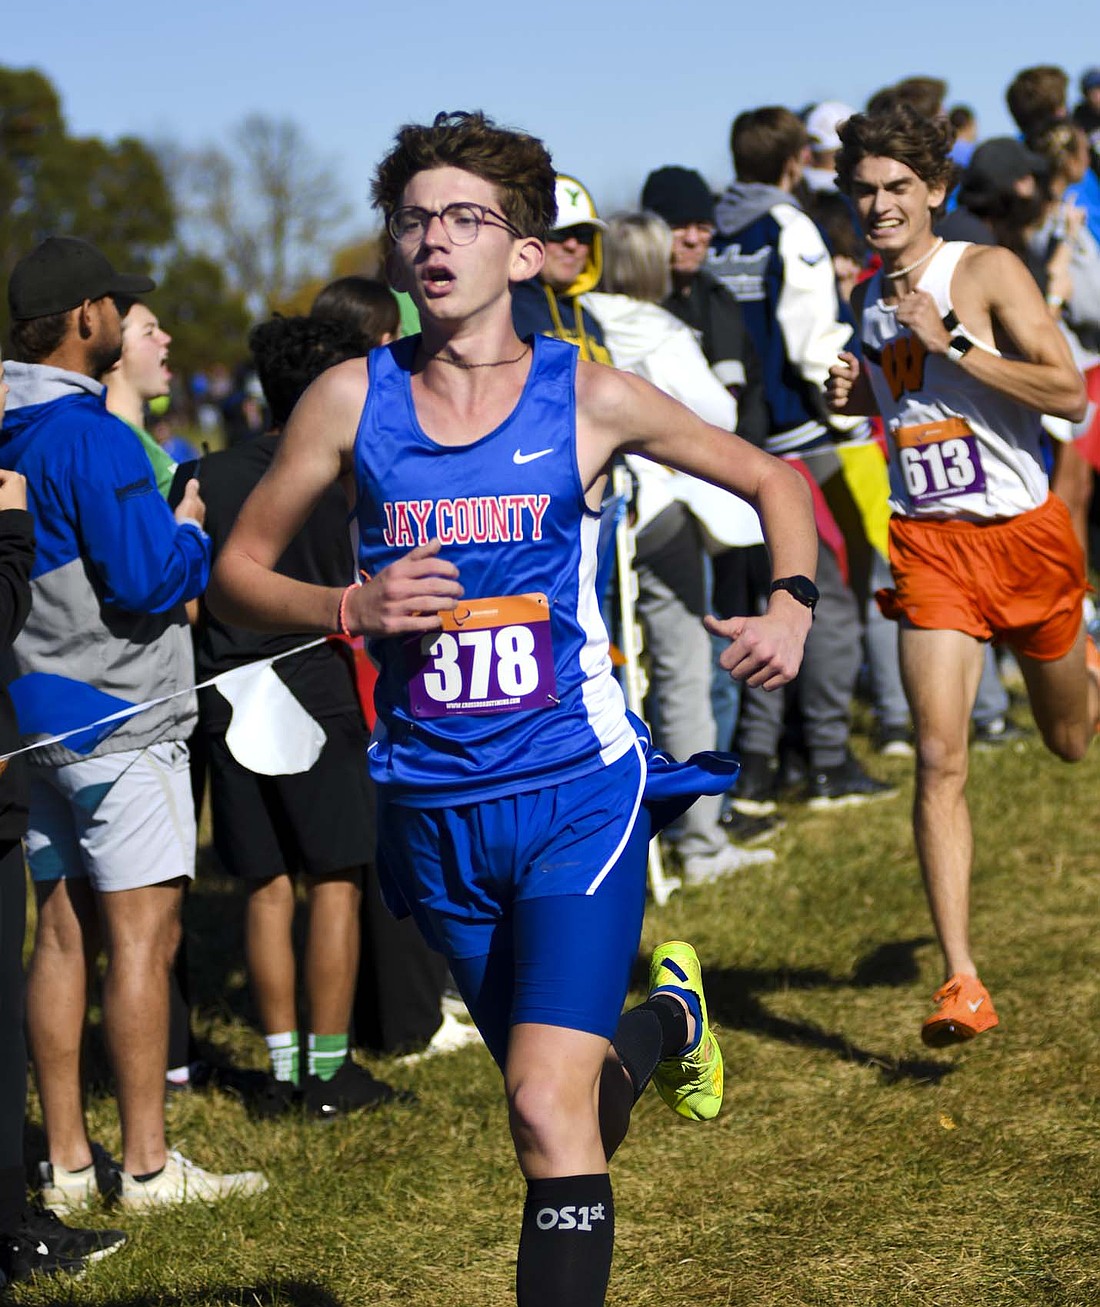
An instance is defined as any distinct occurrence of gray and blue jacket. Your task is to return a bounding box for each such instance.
[0,364,209,766]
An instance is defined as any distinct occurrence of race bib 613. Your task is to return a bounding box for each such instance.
[894,416,986,507]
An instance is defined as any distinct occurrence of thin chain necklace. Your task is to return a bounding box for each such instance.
[884,237,943,282]
[433,343,531,370]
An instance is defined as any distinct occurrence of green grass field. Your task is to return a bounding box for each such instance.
[10,731,1100,1307]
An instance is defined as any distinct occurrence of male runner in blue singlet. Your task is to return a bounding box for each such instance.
[209,111,817,1307]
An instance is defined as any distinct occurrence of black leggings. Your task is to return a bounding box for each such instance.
[0,839,27,1229]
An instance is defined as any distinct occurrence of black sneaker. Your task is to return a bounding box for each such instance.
[303,1058,416,1120]
[775,746,808,796]
[972,718,1030,750]
[806,752,899,810]
[873,723,914,758]
[719,808,786,845]
[0,1204,126,1284]
[730,751,778,816]
[247,1072,301,1121]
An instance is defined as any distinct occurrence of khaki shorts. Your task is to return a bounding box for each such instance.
[26,741,196,891]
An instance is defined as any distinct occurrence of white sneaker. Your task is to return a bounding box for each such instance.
[119,1150,268,1210]
[440,989,471,1021]
[681,844,776,886]
[397,1011,483,1065]
[36,1143,121,1212]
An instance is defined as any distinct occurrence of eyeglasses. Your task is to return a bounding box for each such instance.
[387,202,523,246]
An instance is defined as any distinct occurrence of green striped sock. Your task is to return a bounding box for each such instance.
[308,1033,347,1082]
[265,1031,299,1085]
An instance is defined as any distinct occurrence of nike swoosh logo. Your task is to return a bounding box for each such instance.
[800,252,826,266]
[967,998,984,1013]
[513,448,553,465]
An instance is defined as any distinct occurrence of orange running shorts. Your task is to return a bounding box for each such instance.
[876,493,1086,661]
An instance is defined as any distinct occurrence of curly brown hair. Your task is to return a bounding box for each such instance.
[835,104,955,195]
[371,111,557,242]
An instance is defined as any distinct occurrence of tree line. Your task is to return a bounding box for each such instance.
[0,66,380,375]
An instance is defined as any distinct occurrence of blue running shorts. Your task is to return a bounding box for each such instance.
[376,739,649,1066]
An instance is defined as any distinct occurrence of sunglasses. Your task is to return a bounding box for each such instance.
[547,225,597,245]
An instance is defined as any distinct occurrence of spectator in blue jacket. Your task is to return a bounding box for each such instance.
[2,237,268,1212]
[0,352,128,1286]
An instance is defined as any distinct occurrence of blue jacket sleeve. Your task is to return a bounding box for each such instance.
[66,420,211,613]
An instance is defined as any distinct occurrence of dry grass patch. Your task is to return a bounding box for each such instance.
[11,738,1100,1306]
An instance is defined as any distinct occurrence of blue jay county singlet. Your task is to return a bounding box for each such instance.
[353,333,637,806]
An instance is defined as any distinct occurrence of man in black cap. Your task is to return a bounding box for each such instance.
[938,138,1049,254]
[2,237,269,1210]
[0,346,129,1287]
[641,165,767,444]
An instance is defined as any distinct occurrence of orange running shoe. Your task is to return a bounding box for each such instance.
[920,974,999,1048]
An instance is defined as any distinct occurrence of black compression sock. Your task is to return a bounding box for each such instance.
[516,1174,614,1307]
[611,993,690,1103]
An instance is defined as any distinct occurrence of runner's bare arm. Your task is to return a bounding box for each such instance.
[576,362,816,688]
[898,245,1087,421]
[207,359,463,637]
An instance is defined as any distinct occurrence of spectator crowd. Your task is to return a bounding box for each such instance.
[1,57,1099,1292]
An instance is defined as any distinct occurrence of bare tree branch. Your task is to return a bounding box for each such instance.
[161,114,351,310]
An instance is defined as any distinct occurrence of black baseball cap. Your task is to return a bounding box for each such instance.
[641,166,716,228]
[8,237,155,321]
[958,138,1048,208]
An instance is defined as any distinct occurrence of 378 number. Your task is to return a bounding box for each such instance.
[422,625,540,703]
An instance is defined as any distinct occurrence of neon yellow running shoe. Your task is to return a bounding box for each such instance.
[648,940,724,1121]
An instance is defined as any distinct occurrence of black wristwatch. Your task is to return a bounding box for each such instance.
[945,334,974,364]
[770,575,819,616]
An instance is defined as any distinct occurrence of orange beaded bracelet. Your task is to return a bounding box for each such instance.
[337,582,358,637]
[336,571,371,637]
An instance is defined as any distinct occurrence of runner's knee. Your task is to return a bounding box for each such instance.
[508,1070,598,1155]
[1038,723,1090,764]
[914,734,969,786]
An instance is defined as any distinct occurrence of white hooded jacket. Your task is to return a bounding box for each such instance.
[583,292,762,547]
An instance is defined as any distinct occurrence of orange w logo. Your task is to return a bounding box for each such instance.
[880,336,928,402]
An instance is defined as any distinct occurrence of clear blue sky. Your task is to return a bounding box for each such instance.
[9,1,1100,246]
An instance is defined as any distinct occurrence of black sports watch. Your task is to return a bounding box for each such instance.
[770,575,819,616]
[945,334,974,364]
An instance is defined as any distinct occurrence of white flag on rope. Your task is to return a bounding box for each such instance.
[218,661,327,775]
